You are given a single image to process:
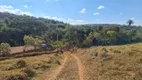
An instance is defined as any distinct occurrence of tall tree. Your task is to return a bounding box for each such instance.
[127,19,134,26]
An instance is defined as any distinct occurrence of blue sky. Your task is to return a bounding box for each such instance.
[0,0,142,25]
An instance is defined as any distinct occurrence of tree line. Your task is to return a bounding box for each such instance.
[0,12,142,49]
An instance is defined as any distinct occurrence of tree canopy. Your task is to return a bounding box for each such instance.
[0,12,142,48]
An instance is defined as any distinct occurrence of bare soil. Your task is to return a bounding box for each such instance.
[11,46,34,54]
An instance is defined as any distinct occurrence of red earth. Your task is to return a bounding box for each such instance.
[11,46,34,54]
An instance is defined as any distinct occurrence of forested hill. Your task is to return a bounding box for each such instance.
[0,12,66,46]
[0,12,142,47]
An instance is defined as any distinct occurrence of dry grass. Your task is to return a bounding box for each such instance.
[1,43,142,80]
[75,43,142,80]
[57,54,79,80]
[0,53,64,80]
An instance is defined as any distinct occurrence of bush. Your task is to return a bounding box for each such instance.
[22,68,35,77]
[113,50,121,54]
[0,73,28,80]
[91,52,98,57]
[4,66,15,71]
[15,60,26,68]
[82,39,92,48]
[33,63,51,70]
[55,60,61,65]
[0,43,11,57]
[100,48,108,57]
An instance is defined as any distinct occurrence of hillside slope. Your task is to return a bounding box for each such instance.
[75,43,142,80]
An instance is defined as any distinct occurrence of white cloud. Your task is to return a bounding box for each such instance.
[44,16,84,24]
[80,8,86,13]
[120,12,123,15]
[97,5,105,10]
[0,5,13,9]
[0,5,32,16]
[24,5,28,8]
[93,12,100,15]
[24,5,32,8]
[130,17,135,20]
[75,20,84,23]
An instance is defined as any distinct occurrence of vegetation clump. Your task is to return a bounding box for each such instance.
[0,73,28,80]
[100,48,108,57]
[113,50,121,54]
[91,52,98,57]
[33,63,51,70]
[0,43,11,57]
[24,35,44,50]
[15,60,26,68]
[22,68,35,77]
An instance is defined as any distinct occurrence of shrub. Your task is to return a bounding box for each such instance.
[100,48,108,57]
[22,68,35,77]
[0,73,28,80]
[82,39,92,48]
[33,63,51,70]
[0,43,11,57]
[91,52,98,57]
[55,60,61,65]
[4,66,15,71]
[113,50,121,54]
[15,60,26,68]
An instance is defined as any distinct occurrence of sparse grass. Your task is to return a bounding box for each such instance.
[15,60,26,68]
[1,43,142,80]
[22,67,35,77]
[57,54,79,80]
[0,53,64,80]
[0,72,28,80]
[75,43,142,80]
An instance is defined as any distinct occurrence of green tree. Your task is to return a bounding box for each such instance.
[127,19,134,26]
[107,30,116,37]
[24,35,44,50]
[107,30,117,45]
[0,43,11,56]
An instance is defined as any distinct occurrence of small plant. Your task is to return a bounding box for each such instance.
[1,73,28,80]
[55,60,61,65]
[0,43,11,57]
[4,66,15,71]
[91,52,98,57]
[15,60,26,68]
[22,68,35,77]
[101,48,108,57]
[113,50,121,54]
[33,63,51,70]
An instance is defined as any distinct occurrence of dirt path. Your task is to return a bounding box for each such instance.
[57,54,79,80]
[70,54,85,80]
[48,56,68,80]
[36,53,85,80]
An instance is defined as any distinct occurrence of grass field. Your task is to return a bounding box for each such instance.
[0,43,142,80]
[75,43,142,80]
[0,53,65,80]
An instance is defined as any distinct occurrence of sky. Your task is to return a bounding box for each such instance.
[0,0,142,25]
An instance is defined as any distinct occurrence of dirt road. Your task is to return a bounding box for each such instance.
[48,53,85,80]
[48,56,68,80]
[70,54,85,80]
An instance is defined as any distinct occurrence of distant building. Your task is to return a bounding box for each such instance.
[41,44,47,49]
